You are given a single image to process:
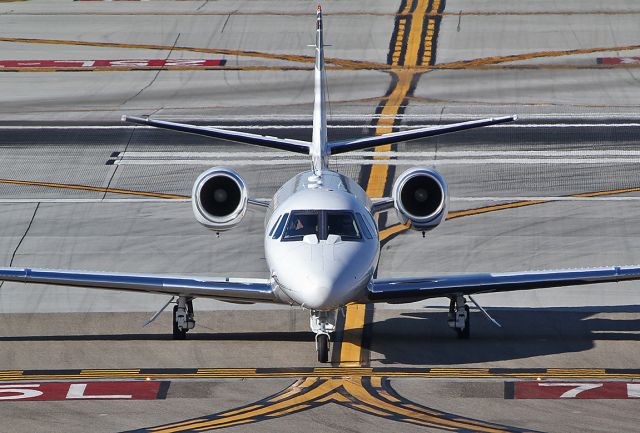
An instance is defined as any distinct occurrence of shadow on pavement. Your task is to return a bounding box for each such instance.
[368,305,640,365]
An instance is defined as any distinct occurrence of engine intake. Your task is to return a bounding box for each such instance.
[392,168,448,232]
[192,167,248,231]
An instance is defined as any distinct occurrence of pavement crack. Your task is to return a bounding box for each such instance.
[0,202,40,289]
[121,33,181,106]
[9,202,39,268]
[220,10,237,33]
[196,0,209,12]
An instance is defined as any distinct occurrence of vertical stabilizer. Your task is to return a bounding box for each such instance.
[311,5,328,175]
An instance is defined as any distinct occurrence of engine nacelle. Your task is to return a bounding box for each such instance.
[192,167,248,232]
[392,167,448,232]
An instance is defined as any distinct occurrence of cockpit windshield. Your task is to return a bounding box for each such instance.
[282,211,320,241]
[326,211,361,241]
[281,210,362,242]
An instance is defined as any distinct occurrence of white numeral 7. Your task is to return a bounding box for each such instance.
[538,383,602,398]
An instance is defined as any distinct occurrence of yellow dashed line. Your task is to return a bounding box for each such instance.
[1,370,639,381]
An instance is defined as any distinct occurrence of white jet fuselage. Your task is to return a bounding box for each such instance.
[265,170,380,310]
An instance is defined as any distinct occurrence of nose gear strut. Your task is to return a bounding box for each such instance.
[310,310,337,363]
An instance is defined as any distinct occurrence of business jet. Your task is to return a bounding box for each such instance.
[2,6,640,363]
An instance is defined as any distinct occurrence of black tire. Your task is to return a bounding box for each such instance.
[317,334,329,363]
[172,305,187,340]
[456,305,470,340]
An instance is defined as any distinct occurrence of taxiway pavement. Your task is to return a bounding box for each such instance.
[1,0,640,432]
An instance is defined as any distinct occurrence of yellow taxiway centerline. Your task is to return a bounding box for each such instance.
[339,0,439,368]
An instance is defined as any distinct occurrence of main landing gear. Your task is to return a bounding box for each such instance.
[173,296,196,340]
[448,295,470,339]
[311,310,337,363]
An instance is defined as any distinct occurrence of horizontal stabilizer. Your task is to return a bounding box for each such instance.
[329,115,517,155]
[123,116,310,154]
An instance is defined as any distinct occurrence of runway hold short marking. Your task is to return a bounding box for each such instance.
[0,59,226,69]
[506,382,640,399]
[598,57,640,65]
[0,381,169,401]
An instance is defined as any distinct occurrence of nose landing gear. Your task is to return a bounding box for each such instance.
[316,333,330,363]
[173,296,196,340]
[310,310,337,363]
[448,295,470,339]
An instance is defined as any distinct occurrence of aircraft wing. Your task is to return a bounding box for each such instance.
[123,116,310,154]
[329,115,517,155]
[0,267,277,304]
[368,265,640,303]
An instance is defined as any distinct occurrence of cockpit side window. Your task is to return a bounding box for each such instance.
[268,214,282,237]
[355,213,373,239]
[326,211,361,241]
[282,211,320,241]
[272,213,289,239]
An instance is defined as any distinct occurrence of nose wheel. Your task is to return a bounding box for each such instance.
[316,334,329,363]
[310,310,337,363]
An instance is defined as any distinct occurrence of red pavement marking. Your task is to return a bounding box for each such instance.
[597,57,640,65]
[510,382,640,399]
[0,60,226,68]
[0,381,167,401]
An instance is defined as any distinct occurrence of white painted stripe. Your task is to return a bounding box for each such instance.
[140,113,640,120]
[2,123,640,130]
[113,158,640,166]
[0,197,636,204]
[119,150,640,158]
[490,123,640,128]
[627,384,640,398]
[0,199,190,203]
[451,196,640,202]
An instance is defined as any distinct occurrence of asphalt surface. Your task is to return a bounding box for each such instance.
[1,121,640,433]
[1,0,640,432]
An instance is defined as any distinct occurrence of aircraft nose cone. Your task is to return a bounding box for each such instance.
[301,274,334,310]
[270,242,375,310]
